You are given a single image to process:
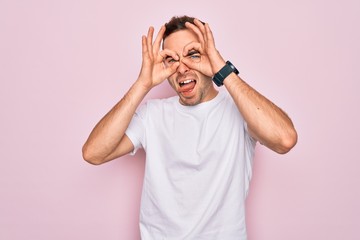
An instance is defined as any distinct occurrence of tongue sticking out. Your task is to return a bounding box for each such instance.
[179,81,196,93]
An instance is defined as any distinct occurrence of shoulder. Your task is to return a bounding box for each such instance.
[215,89,237,110]
[219,88,233,102]
[145,95,178,108]
[137,96,178,115]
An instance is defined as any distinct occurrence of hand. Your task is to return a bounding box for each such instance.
[182,19,226,77]
[137,26,180,90]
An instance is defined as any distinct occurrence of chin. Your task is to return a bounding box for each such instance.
[179,96,201,106]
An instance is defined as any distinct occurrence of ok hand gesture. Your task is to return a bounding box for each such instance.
[137,26,180,90]
[182,19,226,77]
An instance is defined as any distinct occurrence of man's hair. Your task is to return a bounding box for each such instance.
[163,15,205,40]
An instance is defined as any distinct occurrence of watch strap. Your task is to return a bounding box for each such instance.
[212,61,239,86]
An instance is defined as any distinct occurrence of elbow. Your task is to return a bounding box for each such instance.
[82,144,104,165]
[275,128,298,154]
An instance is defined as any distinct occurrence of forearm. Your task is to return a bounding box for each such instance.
[223,73,297,153]
[82,80,150,164]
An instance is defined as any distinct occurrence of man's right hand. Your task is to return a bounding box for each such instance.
[137,26,179,91]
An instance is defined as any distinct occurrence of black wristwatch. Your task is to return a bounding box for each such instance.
[212,61,239,86]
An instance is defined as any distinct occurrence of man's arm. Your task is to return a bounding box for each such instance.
[223,73,297,154]
[82,82,150,165]
[184,19,297,154]
[82,26,179,165]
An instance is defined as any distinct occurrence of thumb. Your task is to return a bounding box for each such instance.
[165,62,180,77]
[181,57,200,72]
[182,57,213,77]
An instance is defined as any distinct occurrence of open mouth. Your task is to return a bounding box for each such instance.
[179,79,196,94]
[179,79,196,87]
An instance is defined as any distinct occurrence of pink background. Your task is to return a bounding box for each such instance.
[1,0,359,239]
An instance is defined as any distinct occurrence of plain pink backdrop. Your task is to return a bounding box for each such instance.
[1,0,359,239]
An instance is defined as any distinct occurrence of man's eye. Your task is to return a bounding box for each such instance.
[189,54,200,59]
[187,51,201,62]
[166,59,177,64]
[164,58,177,66]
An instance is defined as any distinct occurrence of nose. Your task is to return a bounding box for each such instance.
[177,59,190,75]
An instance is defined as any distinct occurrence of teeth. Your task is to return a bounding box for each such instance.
[179,79,194,86]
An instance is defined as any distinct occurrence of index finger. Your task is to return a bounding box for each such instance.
[185,21,205,46]
[153,25,166,54]
[182,41,202,57]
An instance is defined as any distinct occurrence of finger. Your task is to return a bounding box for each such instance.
[194,19,207,42]
[181,57,199,70]
[182,55,213,77]
[158,49,179,66]
[185,21,205,46]
[166,61,180,75]
[141,35,148,60]
[159,49,179,60]
[193,19,206,34]
[158,60,179,80]
[182,41,202,56]
[153,25,165,54]
[204,23,215,47]
[146,26,154,58]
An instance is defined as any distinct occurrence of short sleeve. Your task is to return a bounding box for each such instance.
[125,103,147,155]
[243,120,257,196]
[243,121,257,147]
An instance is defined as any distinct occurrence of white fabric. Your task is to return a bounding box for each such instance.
[125,89,256,240]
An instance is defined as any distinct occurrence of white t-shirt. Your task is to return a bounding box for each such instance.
[126,90,256,240]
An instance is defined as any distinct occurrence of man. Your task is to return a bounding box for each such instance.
[82,16,297,239]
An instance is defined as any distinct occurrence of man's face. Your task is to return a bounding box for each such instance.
[163,29,217,106]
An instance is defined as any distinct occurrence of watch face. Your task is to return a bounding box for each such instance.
[227,61,239,74]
